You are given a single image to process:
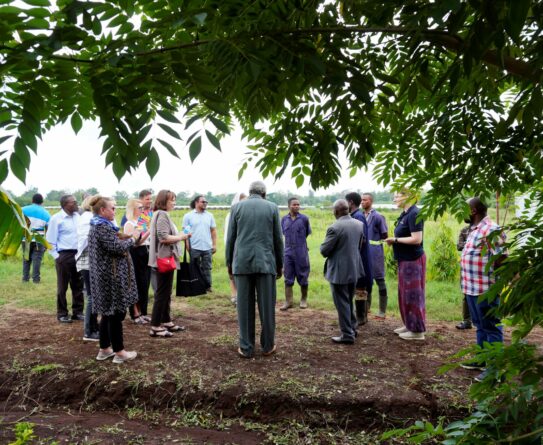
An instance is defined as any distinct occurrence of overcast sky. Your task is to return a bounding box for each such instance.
[3,120,383,197]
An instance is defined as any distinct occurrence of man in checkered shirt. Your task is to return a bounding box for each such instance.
[460,197,506,381]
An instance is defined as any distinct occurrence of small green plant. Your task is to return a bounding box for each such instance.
[10,422,35,445]
[428,218,459,282]
[30,363,63,374]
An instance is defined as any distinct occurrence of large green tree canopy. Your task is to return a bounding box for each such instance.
[0,0,541,218]
[1,1,543,440]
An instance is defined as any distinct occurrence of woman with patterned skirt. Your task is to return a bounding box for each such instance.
[385,190,426,341]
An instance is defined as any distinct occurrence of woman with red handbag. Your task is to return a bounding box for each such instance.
[148,190,191,338]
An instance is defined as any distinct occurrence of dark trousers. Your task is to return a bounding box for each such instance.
[151,269,174,326]
[235,274,276,356]
[81,270,99,337]
[99,311,126,352]
[462,295,472,323]
[466,294,503,347]
[190,249,213,288]
[55,250,84,318]
[129,246,150,318]
[22,241,45,283]
[330,282,357,340]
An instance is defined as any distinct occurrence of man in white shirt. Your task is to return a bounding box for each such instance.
[46,194,84,323]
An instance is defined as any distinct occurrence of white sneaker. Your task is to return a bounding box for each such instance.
[112,351,137,363]
[399,331,425,341]
[96,350,115,361]
[393,326,409,335]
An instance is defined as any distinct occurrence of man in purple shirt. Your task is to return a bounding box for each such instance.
[280,197,312,310]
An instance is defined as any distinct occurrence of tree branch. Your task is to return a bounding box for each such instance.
[134,25,539,82]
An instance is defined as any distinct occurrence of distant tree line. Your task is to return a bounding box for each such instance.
[9,187,394,207]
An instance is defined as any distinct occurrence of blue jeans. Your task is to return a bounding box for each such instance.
[466,294,503,347]
[22,241,45,283]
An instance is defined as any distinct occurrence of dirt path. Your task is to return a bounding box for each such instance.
[0,299,506,444]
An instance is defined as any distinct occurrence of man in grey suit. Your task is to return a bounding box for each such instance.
[226,181,284,358]
[320,199,365,344]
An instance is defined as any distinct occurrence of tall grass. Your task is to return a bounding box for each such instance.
[0,208,467,321]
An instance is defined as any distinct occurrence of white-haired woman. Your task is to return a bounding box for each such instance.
[124,198,151,324]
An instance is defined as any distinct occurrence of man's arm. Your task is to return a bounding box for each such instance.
[273,207,284,277]
[320,226,338,258]
[225,208,237,275]
[210,227,217,254]
[45,215,59,259]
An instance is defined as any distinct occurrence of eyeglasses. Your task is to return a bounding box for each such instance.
[201,200,208,204]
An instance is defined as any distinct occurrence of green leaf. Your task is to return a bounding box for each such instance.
[205,130,221,151]
[25,7,49,18]
[70,113,83,134]
[185,115,199,129]
[22,0,49,6]
[238,162,247,180]
[0,159,8,183]
[9,153,26,182]
[408,83,417,105]
[145,147,160,178]
[0,5,22,13]
[14,138,30,167]
[157,109,181,124]
[208,116,229,134]
[158,123,181,140]
[24,17,49,28]
[505,0,530,42]
[19,124,37,152]
[189,136,202,162]
[157,138,180,158]
[0,135,13,145]
[295,174,304,188]
[112,157,125,180]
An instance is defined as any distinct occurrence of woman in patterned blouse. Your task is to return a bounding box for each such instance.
[88,196,142,363]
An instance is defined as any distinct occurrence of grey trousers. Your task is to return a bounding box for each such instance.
[235,274,276,356]
[330,282,357,340]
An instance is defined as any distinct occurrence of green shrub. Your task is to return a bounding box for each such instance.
[427,219,459,282]
[384,243,397,277]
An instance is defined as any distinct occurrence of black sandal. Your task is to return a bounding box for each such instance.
[149,328,173,338]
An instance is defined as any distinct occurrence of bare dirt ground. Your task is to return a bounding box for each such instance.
[0,299,528,444]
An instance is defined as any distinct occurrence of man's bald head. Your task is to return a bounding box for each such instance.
[333,199,349,219]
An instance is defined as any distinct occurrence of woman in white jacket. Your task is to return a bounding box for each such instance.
[76,195,99,341]
[224,192,246,305]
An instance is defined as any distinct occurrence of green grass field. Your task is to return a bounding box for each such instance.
[0,207,468,322]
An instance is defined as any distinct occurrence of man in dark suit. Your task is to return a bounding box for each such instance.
[320,199,365,344]
[226,181,284,358]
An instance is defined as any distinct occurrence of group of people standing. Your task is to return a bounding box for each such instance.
[20,185,503,377]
